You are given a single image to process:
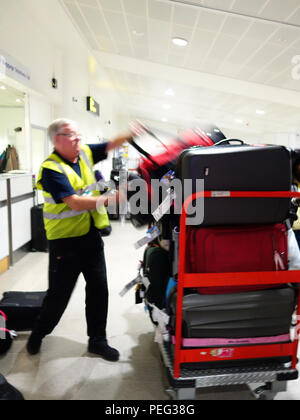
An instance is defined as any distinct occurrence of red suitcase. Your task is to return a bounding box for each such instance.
[185,223,288,294]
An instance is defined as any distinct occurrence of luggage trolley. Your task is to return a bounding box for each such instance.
[160,190,300,401]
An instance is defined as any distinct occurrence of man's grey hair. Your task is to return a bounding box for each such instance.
[47,118,77,143]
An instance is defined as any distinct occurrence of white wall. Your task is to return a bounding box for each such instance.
[0,0,126,176]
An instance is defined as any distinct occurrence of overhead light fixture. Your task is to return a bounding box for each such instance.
[161,117,168,122]
[256,109,265,115]
[0,85,6,90]
[165,88,175,96]
[172,37,188,47]
[235,118,243,124]
[16,99,22,103]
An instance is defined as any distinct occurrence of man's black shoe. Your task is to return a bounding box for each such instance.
[88,339,120,362]
[26,333,43,355]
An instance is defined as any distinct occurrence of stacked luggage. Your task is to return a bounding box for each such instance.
[128,125,300,399]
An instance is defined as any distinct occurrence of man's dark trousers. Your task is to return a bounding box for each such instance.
[32,228,108,340]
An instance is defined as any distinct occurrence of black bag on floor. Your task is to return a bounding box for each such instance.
[0,375,24,400]
[31,205,48,252]
[0,292,46,331]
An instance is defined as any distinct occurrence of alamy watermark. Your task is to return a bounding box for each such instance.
[96,177,205,226]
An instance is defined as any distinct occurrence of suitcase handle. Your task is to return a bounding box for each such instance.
[214,139,245,146]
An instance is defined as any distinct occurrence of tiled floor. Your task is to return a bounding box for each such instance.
[0,221,299,400]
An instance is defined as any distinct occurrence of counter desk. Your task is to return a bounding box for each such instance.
[0,174,34,273]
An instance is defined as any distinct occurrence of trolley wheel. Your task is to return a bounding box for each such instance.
[253,385,275,401]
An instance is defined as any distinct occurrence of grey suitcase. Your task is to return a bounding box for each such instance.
[168,287,296,339]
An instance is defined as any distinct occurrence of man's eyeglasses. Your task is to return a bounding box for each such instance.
[57,133,82,141]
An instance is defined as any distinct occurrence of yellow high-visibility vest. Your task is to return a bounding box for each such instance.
[36,144,109,240]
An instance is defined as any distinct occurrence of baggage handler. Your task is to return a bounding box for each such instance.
[27,118,133,361]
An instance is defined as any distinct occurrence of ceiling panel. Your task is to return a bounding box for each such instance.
[221,14,252,36]
[148,0,172,21]
[102,10,131,44]
[288,7,300,25]
[258,0,300,21]
[231,0,269,16]
[64,0,92,35]
[80,5,108,37]
[197,9,226,31]
[77,0,98,7]
[243,21,278,41]
[61,0,300,133]
[172,3,199,26]
[201,0,235,11]
[98,0,123,12]
[122,0,148,17]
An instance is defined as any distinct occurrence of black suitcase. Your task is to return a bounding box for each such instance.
[143,245,171,310]
[31,205,48,252]
[0,291,46,331]
[176,143,292,226]
[0,375,24,400]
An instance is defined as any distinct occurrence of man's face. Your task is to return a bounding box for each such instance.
[54,123,81,162]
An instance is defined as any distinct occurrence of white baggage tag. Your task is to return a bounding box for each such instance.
[151,305,170,327]
[154,327,164,344]
[134,226,160,249]
[152,189,176,222]
[119,275,142,297]
[141,276,150,289]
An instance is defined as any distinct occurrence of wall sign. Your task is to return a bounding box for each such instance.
[0,50,31,87]
[87,96,100,117]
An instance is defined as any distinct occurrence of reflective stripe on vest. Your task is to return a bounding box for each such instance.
[43,182,99,204]
[43,209,87,220]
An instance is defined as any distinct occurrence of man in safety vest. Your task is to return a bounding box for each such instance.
[26,118,133,361]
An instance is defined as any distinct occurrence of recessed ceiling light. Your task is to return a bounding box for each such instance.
[0,85,6,90]
[16,99,22,103]
[165,88,175,96]
[172,37,188,47]
[161,118,168,123]
[235,119,243,124]
[256,109,265,115]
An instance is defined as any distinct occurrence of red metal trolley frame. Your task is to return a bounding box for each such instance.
[174,191,300,379]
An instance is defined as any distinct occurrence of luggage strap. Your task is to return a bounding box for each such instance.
[0,311,7,321]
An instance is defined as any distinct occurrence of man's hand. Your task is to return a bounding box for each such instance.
[106,131,133,152]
